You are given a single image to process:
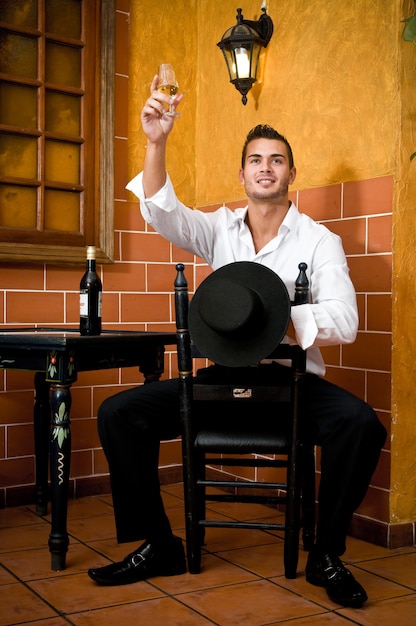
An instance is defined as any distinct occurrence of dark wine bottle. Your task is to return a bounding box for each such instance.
[79,245,102,335]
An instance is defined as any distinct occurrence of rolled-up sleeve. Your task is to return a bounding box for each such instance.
[291,250,358,351]
[126,172,178,223]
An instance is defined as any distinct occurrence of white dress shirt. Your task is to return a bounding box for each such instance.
[126,173,358,376]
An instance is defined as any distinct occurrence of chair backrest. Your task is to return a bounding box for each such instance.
[175,261,309,369]
[174,263,309,446]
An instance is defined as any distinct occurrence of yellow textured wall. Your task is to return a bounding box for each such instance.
[391,1,416,522]
[194,0,399,203]
[128,0,197,207]
[129,1,416,525]
[129,0,400,201]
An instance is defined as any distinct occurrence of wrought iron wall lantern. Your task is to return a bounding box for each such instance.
[217,4,273,105]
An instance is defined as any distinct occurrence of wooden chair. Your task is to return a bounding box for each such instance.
[174,262,315,579]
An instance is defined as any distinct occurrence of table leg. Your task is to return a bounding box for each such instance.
[48,383,71,571]
[33,372,51,516]
[139,345,165,383]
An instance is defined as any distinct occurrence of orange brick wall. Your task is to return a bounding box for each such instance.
[0,1,392,542]
[295,178,392,530]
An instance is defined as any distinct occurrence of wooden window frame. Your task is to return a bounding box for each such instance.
[0,0,114,265]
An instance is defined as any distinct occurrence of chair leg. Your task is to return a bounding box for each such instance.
[186,521,202,574]
[184,450,205,574]
[184,482,202,573]
[178,367,203,574]
[197,456,206,547]
[284,526,299,579]
[284,445,302,578]
[301,444,316,552]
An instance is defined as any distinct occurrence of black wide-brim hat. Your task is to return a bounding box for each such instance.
[189,261,291,367]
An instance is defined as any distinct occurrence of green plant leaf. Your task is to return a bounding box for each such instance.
[402,15,416,43]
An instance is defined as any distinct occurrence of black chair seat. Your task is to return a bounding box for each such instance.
[195,430,290,452]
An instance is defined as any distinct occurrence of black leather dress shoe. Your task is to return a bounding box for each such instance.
[88,536,186,585]
[305,551,368,608]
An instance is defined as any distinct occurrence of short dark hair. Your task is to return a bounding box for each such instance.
[241,124,294,169]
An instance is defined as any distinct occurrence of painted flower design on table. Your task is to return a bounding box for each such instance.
[67,352,75,376]
[48,351,58,378]
[47,351,75,378]
[52,402,69,449]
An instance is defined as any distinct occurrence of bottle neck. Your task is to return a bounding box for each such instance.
[86,259,96,271]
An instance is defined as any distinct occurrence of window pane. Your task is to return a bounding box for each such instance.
[45,189,80,232]
[0,0,115,262]
[45,91,80,135]
[0,82,37,128]
[46,0,82,39]
[45,42,81,87]
[0,31,37,78]
[0,134,38,179]
[0,184,37,229]
[45,140,80,184]
[0,0,37,28]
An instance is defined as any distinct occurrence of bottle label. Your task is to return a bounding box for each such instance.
[80,291,88,317]
[80,291,102,318]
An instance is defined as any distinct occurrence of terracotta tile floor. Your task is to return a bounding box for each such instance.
[1,483,415,625]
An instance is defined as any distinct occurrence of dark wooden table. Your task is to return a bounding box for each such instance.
[0,328,177,570]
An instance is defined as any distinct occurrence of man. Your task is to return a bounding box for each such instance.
[88,76,387,608]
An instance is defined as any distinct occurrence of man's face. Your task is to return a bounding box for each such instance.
[239,138,296,202]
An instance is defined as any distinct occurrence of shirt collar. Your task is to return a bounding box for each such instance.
[229,201,300,234]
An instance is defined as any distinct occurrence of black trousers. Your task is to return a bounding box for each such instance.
[97,365,387,555]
